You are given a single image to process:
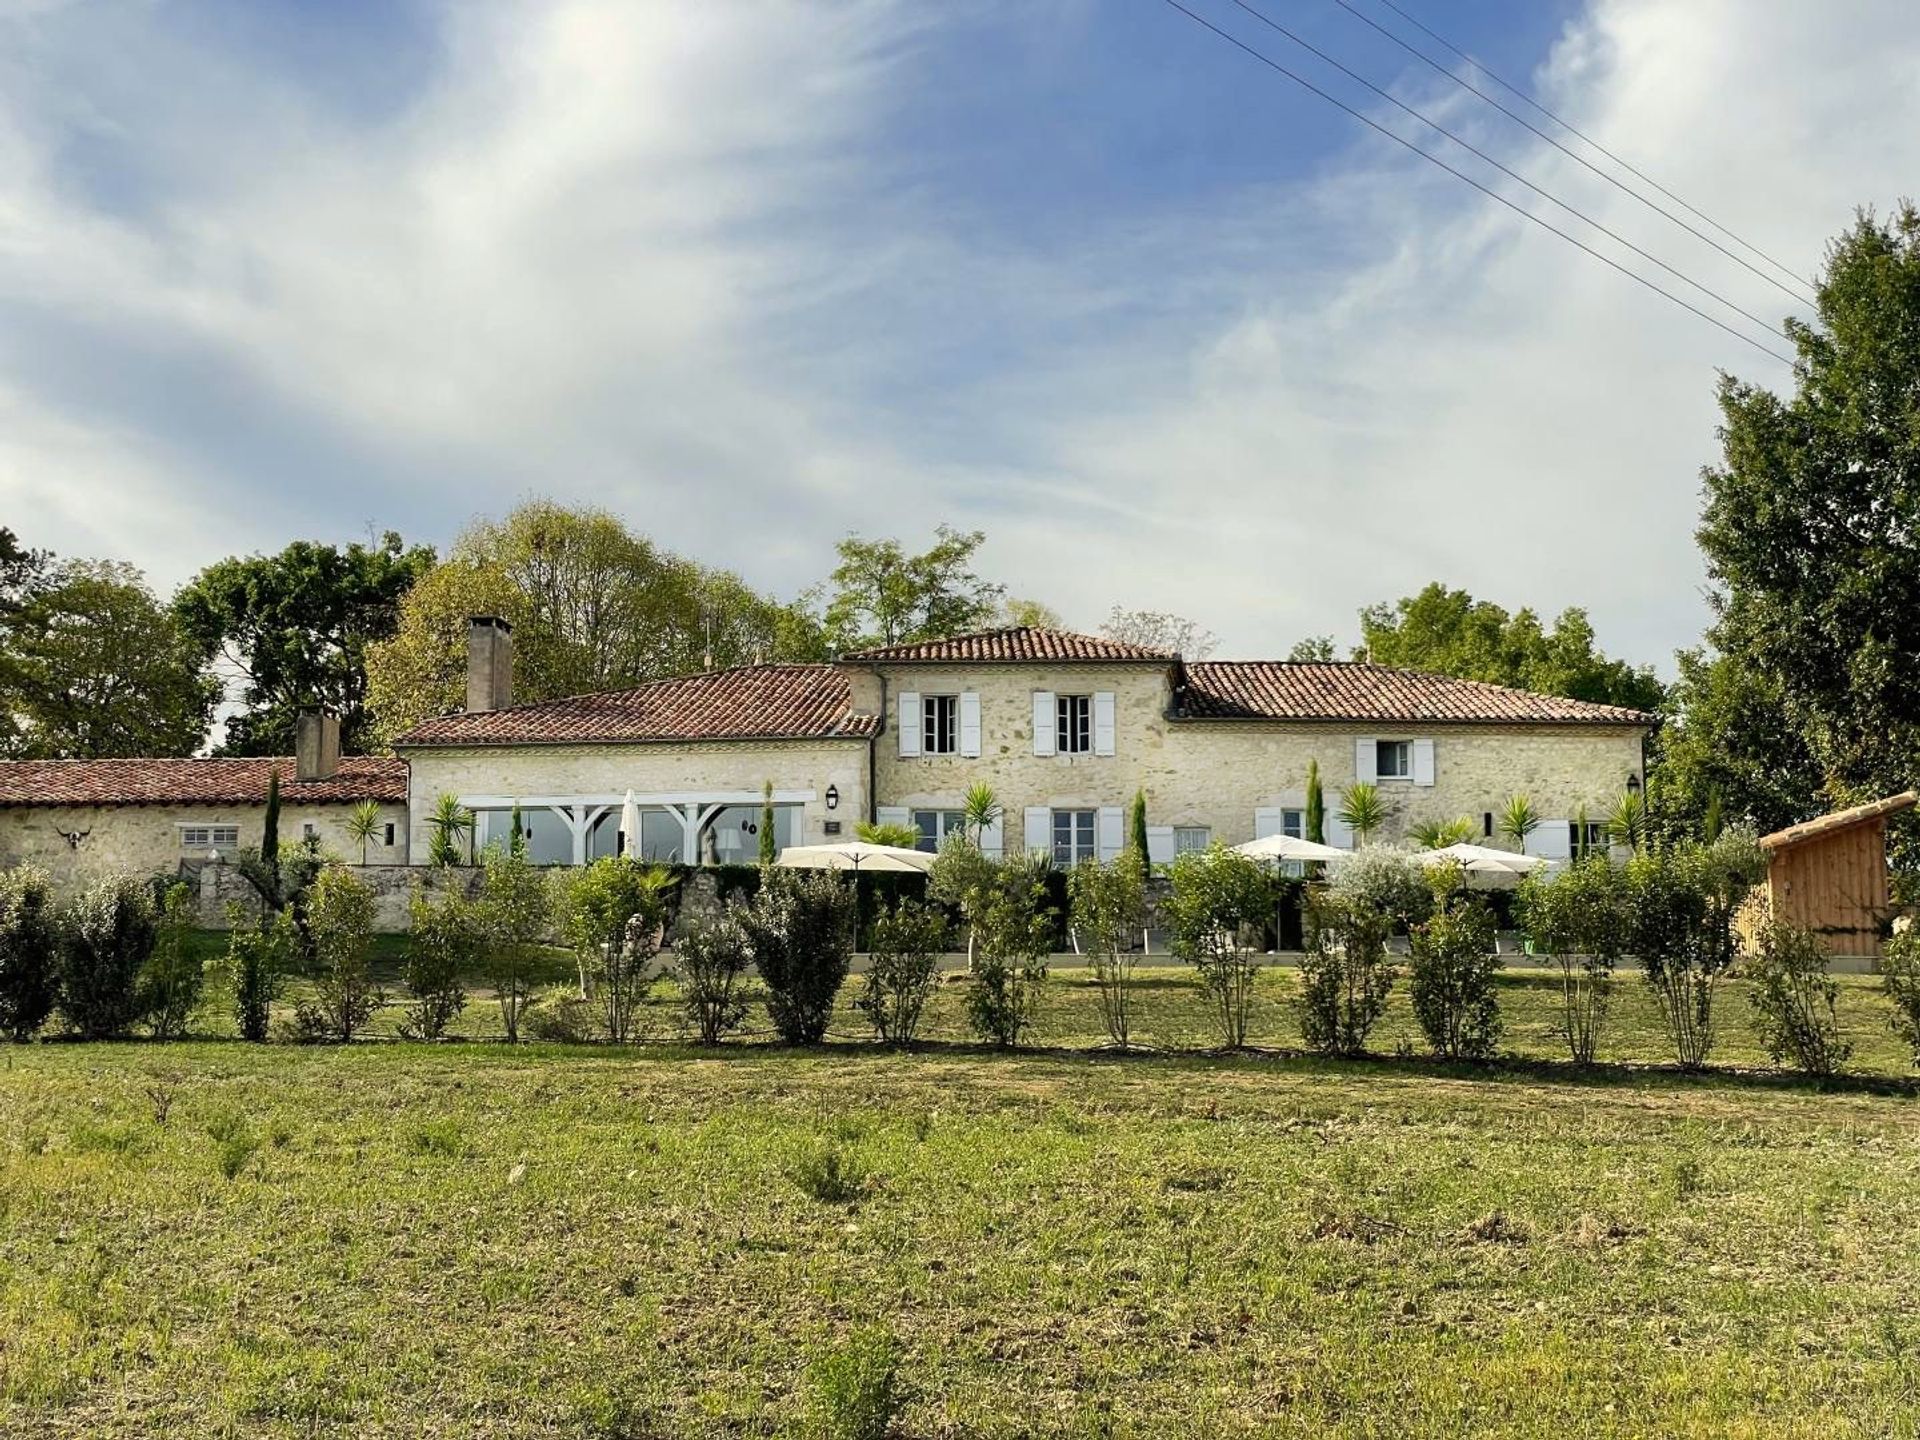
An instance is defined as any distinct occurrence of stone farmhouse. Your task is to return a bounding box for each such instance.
[0,618,1653,890]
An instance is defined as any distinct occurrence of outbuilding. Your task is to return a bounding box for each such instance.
[1756,792,1917,959]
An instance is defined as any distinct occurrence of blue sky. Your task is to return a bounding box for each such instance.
[3,0,1914,670]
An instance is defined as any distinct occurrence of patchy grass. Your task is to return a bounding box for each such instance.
[4,992,1920,1436]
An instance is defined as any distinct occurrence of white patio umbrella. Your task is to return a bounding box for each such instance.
[1414,842,1548,875]
[1231,834,1352,864]
[620,789,642,858]
[774,841,936,874]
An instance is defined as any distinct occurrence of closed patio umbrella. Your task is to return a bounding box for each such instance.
[774,841,935,874]
[620,790,642,858]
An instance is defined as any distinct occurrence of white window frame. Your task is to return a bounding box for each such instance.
[179,823,241,850]
[1052,808,1097,864]
[1281,809,1305,839]
[1376,739,1414,780]
[921,694,960,755]
[1173,825,1211,854]
[1056,694,1093,755]
[912,808,968,853]
[1571,819,1608,859]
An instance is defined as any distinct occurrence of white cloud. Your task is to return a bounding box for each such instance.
[0,0,1914,673]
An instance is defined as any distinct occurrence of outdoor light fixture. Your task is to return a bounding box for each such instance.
[824,785,840,810]
[1626,774,1642,794]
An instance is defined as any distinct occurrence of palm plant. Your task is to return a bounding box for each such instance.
[856,821,922,848]
[427,793,474,868]
[1498,794,1540,852]
[962,782,1002,848]
[1337,782,1388,846]
[1410,815,1475,849]
[344,800,382,865]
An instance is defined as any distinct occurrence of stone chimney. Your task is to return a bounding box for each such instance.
[466,616,514,713]
[295,711,341,782]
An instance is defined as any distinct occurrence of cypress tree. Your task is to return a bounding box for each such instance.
[261,767,282,867]
[1305,759,1326,845]
[758,780,777,868]
[1128,789,1151,878]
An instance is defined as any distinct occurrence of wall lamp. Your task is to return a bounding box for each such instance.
[824,785,840,811]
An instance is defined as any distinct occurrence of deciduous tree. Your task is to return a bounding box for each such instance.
[822,525,1004,651]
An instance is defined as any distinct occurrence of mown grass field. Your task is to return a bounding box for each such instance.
[4,958,1920,1437]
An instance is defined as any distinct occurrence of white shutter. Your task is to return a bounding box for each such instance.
[978,813,1004,858]
[876,805,910,831]
[1146,825,1175,864]
[1254,806,1285,839]
[1093,692,1116,756]
[1096,806,1125,862]
[1032,692,1057,757]
[959,691,982,758]
[1023,806,1052,855]
[1412,739,1435,787]
[1354,737,1378,783]
[1527,820,1572,860]
[1325,815,1355,850]
[897,692,922,759]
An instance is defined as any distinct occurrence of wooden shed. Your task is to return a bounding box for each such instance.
[1756,792,1917,958]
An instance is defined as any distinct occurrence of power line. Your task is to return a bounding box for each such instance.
[1330,0,1816,304]
[1224,0,1792,345]
[1154,0,1795,366]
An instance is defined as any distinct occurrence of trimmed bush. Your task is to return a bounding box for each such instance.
[402,885,477,1040]
[956,853,1053,1048]
[477,846,553,1043]
[59,875,159,1039]
[859,899,947,1047]
[293,866,379,1043]
[228,911,295,1043]
[140,881,204,1040]
[1883,929,1920,1067]
[1299,849,1429,1056]
[1408,898,1501,1060]
[560,857,676,1042]
[1625,830,1765,1070]
[1518,854,1628,1064]
[672,909,752,1045]
[740,869,857,1045]
[1165,845,1271,1049]
[1069,852,1146,1048]
[1745,920,1850,1076]
[0,865,59,1041]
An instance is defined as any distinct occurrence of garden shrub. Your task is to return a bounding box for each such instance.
[1407,898,1501,1059]
[1745,920,1851,1076]
[672,909,752,1044]
[1625,829,1765,1070]
[58,874,159,1039]
[956,853,1053,1047]
[140,881,204,1040]
[477,846,553,1043]
[1518,854,1627,1063]
[740,869,858,1045]
[1884,928,1920,1066]
[1164,844,1271,1049]
[789,1136,867,1204]
[1069,851,1146,1047]
[293,866,379,1043]
[801,1326,904,1440]
[523,988,596,1044]
[1298,849,1429,1056]
[0,865,59,1041]
[859,898,947,1047]
[560,857,676,1042]
[401,885,477,1040]
[227,910,296,1043]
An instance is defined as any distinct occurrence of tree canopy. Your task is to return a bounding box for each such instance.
[1691,203,1920,837]
[1099,607,1217,659]
[365,501,821,744]
[173,533,434,755]
[2,559,218,758]
[1357,583,1665,712]
[822,525,1004,652]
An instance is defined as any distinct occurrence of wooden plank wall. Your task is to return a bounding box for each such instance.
[1767,818,1889,957]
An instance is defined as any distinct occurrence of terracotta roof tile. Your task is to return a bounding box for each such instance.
[0,756,408,808]
[847,626,1172,664]
[1178,662,1655,726]
[394,664,878,748]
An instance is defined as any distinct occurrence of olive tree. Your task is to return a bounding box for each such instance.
[1165,845,1271,1048]
[1300,848,1430,1055]
[1518,854,1630,1064]
[1068,852,1146,1048]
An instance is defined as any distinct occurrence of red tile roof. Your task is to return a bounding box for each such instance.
[0,756,408,808]
[1178,662,1654,726]
[847,626,1172,664]
[394,664,879,748]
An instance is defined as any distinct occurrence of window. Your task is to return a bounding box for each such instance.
[1281,809,1305,839]
[383,823,396,847]
[1056,695,1092,754]
[302,821,318,841]
[1572,820,1609,859]
[1376,740,1413,780]
[922,695,959,755]
[1174,825,1211,854]
[913,809,968,853]
[180,825,240,850]
[1052,808,1096,864]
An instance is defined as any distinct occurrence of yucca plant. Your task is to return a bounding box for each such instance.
[1410,816,1475,849]
[1337,782,1389,847]
[855,821,922,849]
[1498,794,1540,851]
[1607,791,1646,853]
[427,793,474,868]
[344,799,383,865]
[962,782,1002,847]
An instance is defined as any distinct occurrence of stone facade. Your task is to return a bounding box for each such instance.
[0,801,410,897]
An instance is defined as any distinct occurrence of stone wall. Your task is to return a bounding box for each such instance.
[194,859,483,932]
[0,802,411,898]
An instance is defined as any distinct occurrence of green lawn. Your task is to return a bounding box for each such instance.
[4,962,1920,1436]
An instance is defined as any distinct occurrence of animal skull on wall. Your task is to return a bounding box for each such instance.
[52,825,91,850]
